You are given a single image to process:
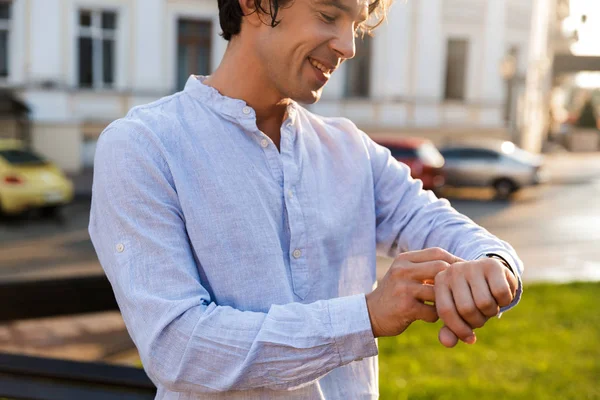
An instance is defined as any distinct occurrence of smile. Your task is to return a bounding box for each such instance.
[308,57,333,75]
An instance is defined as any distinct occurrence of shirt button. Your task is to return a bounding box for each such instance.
[242,106,252,115]
[116,243,125,253]
[288,189,294,198]
[260,139,269,148]
[292,249,302,259]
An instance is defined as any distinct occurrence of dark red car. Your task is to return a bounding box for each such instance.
[374,137,446,192]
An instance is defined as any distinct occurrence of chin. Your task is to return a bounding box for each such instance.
[293,89,322,104]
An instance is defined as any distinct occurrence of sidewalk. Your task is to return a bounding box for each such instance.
[0,311,138,366]
[541,151,600,184]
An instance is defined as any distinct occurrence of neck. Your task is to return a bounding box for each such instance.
[204,39,290,135]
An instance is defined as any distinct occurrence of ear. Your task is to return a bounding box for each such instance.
[238,0,263,27]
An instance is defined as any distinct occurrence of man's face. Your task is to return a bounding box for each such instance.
[253,0,369,103]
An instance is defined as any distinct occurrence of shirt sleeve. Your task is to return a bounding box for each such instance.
[88,122,377,394]
[361,133,523,311]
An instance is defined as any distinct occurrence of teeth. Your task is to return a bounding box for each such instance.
[309,58,330,74]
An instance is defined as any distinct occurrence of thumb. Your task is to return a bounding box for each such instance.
[439,325,462,348]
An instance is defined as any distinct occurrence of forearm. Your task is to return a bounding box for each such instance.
[121,291,377,392]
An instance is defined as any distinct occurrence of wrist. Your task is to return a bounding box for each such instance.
[485,253,515,277]
[364,293,381,338]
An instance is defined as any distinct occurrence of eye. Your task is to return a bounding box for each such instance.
[320,12,336,23]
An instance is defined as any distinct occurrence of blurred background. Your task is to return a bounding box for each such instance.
[0,0,598,399]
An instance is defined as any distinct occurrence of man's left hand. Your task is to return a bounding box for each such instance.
[434,257,518,348]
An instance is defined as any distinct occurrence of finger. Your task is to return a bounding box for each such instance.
[469,269,500,318]
[405,260,451,282]
[413,283,435,303]
[451,277,487,329]
[487,268,515,307]
[414,302,439,323]
[399,247,464,265]
[435,283,476,344]
[438,325,460,348]
[505,268,518,298]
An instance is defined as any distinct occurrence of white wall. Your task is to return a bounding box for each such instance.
[29,0,63,84]
[6,0,27,86]
[479,0,506,104]
[371,1,412,100]
[412,0,444,126]
[133,0,167,92]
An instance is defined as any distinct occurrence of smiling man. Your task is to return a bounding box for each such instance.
[89,0,523,398]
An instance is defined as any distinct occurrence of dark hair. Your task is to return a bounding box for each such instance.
[217,0,391,41]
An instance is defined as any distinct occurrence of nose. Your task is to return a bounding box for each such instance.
[330,26,356,60]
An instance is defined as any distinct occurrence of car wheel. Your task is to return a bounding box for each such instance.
[40,205,62,218]
[493,179,517,200]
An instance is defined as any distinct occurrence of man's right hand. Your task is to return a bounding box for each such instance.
[365,248,461,338]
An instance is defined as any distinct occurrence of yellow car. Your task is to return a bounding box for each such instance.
[0,139,74,215]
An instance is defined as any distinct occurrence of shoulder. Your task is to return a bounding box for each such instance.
[98,89,213,158]
[296,105,373,152]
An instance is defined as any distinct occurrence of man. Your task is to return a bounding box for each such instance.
[89,0,523,398]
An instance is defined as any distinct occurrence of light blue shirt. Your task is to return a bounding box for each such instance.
[89,76,523,399]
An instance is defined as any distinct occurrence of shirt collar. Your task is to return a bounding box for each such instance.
[183,75,298,126]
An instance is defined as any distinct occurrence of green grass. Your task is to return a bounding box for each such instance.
[379,282,600,400]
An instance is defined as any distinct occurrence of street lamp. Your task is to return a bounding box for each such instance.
[500,52,518,142]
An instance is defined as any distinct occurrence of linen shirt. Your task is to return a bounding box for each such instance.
[89,75,523,399]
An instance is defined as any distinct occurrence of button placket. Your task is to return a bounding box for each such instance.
[282,163,310,299]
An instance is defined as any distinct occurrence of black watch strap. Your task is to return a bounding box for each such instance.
[485,253,515,277]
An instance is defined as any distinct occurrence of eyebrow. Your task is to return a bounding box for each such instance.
[314,0,369,22]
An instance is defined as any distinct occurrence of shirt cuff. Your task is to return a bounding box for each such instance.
[327,294,378,365]
[476,251,523,314]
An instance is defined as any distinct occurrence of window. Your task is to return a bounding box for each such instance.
[440,149,461,160]
[462,149,499,160]
[442,148,499,161]
[77,10,117,88]
[444,39,469,101]
[388,147,417,159]
[344,35,371,98]
[177,19,212,91]
[0,1,11,78]
[0,149,47,165]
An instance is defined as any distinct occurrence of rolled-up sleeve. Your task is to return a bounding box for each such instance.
[89,123,377,394]
[361,134,523,310]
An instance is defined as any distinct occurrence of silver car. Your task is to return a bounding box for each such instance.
[439,140,546,199]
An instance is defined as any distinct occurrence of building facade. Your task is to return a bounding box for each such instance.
[314,0,534,139]
[2,0,225,172]
[0,0,536,173]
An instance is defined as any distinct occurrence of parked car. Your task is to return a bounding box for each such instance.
[374,137,446,192]
[439,140,546,199]
[0,139,74,215]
